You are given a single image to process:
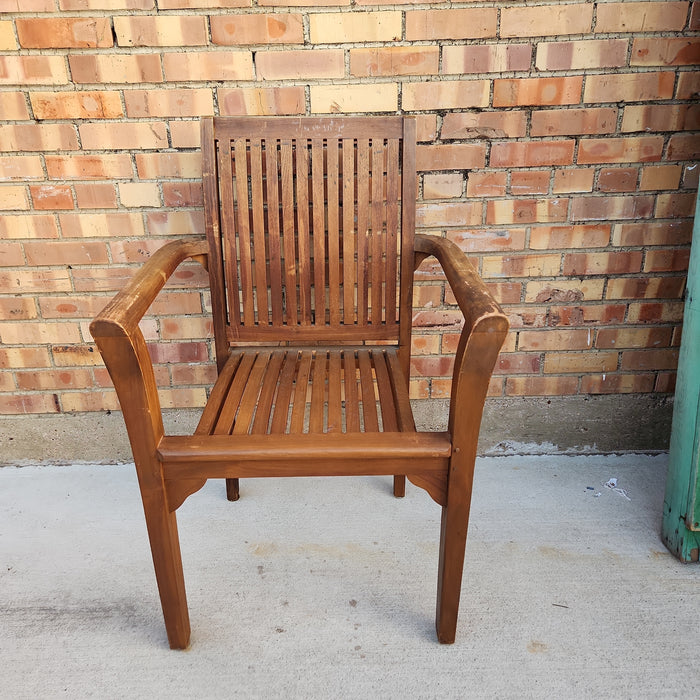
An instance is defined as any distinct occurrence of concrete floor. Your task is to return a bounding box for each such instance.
[1,454,698,699]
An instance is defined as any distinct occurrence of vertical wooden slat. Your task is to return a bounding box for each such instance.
[280,139,298,325]
[265,139,284,326]
[296,139,313,325]
[357,348,379,432]
[386,349,416,432]
[233,138,255,325]
[385,138,399,326]
[327,350,343,433]
[326,138,341,326]
[356,138,370,328]
[251,351,285,434]
[370,138,384,326]
[289,351,312,433]
[195,353,242,435]
[372,349,398,432]
[201,119,230,369]
[213,351,257,435]
[343,350,360,433]
[217,138,242,332]
[269,350,298,434]
[232,351,271,434]
[309,351,326,433]
[249,138,269,325]
[342,138,356,325]
[311,139,326,325]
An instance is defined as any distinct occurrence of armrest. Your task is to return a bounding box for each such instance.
[89,239,209,470]
[90,238,208,338]
[414,233,509,451]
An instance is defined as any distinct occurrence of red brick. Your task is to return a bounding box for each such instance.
[447,228,526,253]
[146,211,205,236]
[74,183,117,209]
[39,295,106,318]
[256,50,344,80]
[632,38,700,66]
[403,81,489,111]
[597,167,639,193]
[622,105,700,133]
[612,221,692,247]
[501,4,593,37]
[0,56,68,85]
[563,252,643,276]
[312,84,399,113]
[482,254,561,278]
[519,329,593,351]
[163,52,254,81]
[162,182,203,208]
[59,212,145,239]
[581,374,655,394]
[627,302,685,324]
[423,173,463,199]
[218,86,305,115]
[60,0,154,7]
[115,15,207,47]
[578,136,664,165]
[644,249,691,273]
[595,2,689,32]
[442,44,531,74]
[79,122,168,150]
[655,373,677,393]
[466,172,507,197]
[505,377,579,396]
[211,13,303,45]
[69,54,163,83]
[655,193,697,219]
[571,195,654,221]
[530,224,610,250]
[0,186,29,211]
[30,91,123,119]
[46,154,133,180]
[0,92,30,120]
[24,240,108,266]
[510,171,550,195]
[553,169,596,194]
[494,353,540,376]
[309,11,401,43]
[676,71,700,100]
[0,241,23,266]
[0,155,44,181]
[415,201,482,228]
[548,304,626,327]
[30,185,74,210]
[584,73,675,103]
[526,279,606,303]
[0,214,58,239]
[17,369,94,391]
[530,108,617,136]
[0,347,52,369]
[406,8,497,40]
[486,199,568,225]
[620,349,679,371]
[61,391,120,412]
[52,345,103,367]
[1,321,81,344]
[416,144,486,171]
[441,111,527,139]
[639,165,683,191]
[135,153,201,179]
[544,352,619,374]
[606,277,685,301]
[124,88,213,117]
[16,17,112,48]
[667,133,700,160]
[0,394,60,414]
[147,342,209,364]
[494,77,582,107]
[350,47,439,77]
[536,39,628,70]
[0,124,79,152]
[411,355,456,379]
[596,327,673,349]
[490,141,575,168]
[0,297,36,319]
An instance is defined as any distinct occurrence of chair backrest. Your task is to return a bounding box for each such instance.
[202,116,417,365]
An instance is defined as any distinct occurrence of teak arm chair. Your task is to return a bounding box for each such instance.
[90,116,508,649]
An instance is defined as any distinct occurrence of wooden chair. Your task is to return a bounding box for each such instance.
[90,116,508,649]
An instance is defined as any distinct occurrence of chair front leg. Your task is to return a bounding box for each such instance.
[226,477,240,501]
[393,474,406,497]
[139,474,191,649]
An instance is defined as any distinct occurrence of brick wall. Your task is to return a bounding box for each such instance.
[0,1,698,416]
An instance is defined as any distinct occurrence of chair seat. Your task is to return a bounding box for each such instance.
[197,346,416,437]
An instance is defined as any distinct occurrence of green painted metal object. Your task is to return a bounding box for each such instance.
[662,189,700,562]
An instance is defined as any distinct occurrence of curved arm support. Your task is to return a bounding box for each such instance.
[89,238,209,486]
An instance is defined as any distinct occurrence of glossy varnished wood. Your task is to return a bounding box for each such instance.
[91,116,508,650]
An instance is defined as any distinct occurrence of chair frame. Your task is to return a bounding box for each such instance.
[90,116,508,649]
